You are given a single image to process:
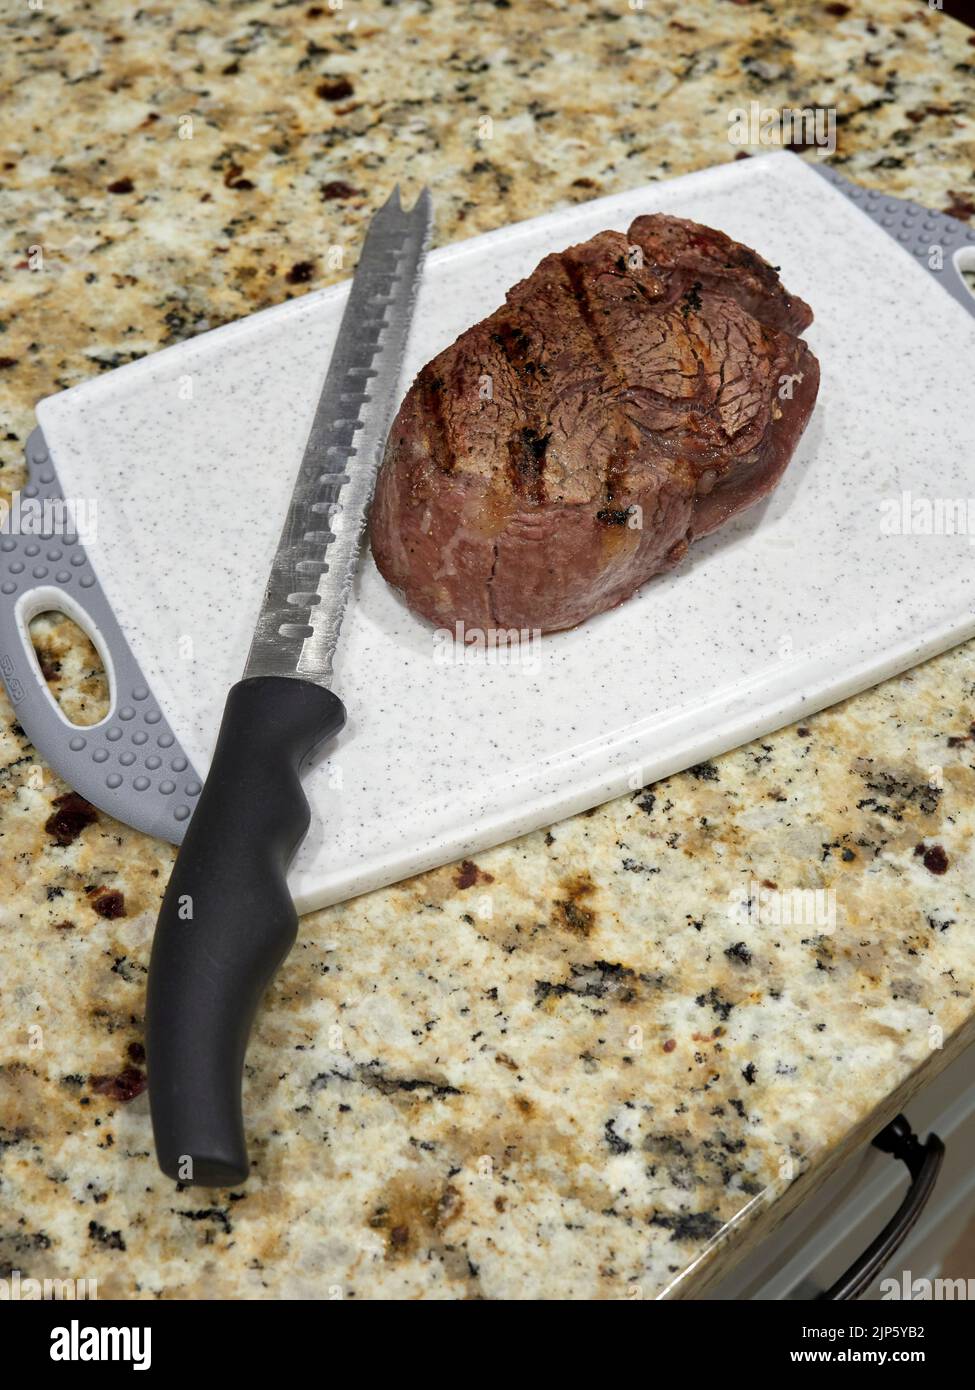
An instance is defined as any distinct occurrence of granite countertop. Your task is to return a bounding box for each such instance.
[1,0,974,1299]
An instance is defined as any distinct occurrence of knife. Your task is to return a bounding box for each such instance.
[145,186,432,1187]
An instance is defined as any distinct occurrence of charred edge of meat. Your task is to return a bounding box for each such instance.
[491,321,546,378]
[605,457,626,505]
[681,280,703,317]
[596,507,633,526]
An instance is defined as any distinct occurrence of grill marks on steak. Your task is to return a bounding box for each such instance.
[560,251,643,513]
[490,318,553,504]
[370,214,819,633]
[413,367,451,474]
[507,426,549,504]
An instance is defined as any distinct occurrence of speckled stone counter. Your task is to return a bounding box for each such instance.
[1,0,974,1299]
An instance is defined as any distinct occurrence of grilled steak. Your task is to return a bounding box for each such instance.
[370,214,819,634]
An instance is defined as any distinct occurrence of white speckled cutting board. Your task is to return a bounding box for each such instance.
[35,153,975,911]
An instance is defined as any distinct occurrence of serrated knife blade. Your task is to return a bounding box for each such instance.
[146,186,432,1188]
[244,184,432,685]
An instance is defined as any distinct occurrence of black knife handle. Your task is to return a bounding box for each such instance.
[146,675,346,1186]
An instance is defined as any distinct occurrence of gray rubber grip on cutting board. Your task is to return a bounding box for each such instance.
[2,166,972,845]
[0,428,201,844]
[810,160,975,313]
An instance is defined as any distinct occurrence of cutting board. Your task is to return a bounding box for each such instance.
[8,152,975,911]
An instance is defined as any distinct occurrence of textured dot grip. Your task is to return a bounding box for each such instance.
[146,675,346,1186]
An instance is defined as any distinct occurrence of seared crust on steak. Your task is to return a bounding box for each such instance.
[370,214,820,633]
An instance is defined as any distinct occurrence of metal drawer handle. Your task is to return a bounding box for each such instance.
[821,1114,945,1301]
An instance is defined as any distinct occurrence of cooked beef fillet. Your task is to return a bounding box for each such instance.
[370,214,819,633]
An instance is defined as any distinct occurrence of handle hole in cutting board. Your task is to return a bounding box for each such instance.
[27,610,110,727]
[953,246,975,304]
